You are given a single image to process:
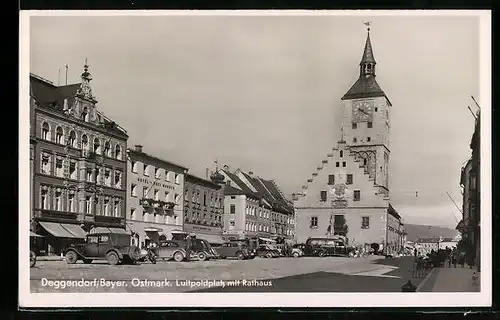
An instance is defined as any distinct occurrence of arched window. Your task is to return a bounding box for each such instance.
[68,131,77,148]
[41,122,50,140]
[340,150,343,158]
[364,158,367,166]
[55,127,64,144]
[104,141,111,157]
[81,134,88,153]
[93,137,101,154]
[115,144,122,160]
[367,64,372,71]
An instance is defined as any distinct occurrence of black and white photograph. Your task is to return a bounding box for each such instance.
[19,10,491,308]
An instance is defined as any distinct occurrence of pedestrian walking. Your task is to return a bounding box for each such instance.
[185,234,192,262]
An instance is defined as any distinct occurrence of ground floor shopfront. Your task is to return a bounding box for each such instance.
[31,219,130,256]
[183,223,223,245]
[126,220,184,249]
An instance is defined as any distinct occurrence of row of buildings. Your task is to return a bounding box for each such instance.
[29,27,406,256]
[29,62,295,255]
[457,104,480,270]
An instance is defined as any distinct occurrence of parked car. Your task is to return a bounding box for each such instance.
[293,243,325,257]
[137,247,158,263]
[153,240,189,262]
[256,244,280,258]
[64,232,141,265]
[173,238,217,261]
[305,237,354,257]
[291,246,304,258]
[213,241,255,260]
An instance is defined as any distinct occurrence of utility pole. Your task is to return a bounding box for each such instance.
[446,192,462,224]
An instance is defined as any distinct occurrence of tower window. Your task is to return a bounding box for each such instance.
[340,150,343,158]
[352,123,357,129]
[342,162,346,167]
[367,64,372,71]
[375,107,378,112]
[335,162,340,167]
[367,122,373,128]
[367,137,371,142]
[363,158,367,166]
[353,138,357,143]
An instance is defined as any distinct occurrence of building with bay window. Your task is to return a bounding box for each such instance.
[30,62,128,256]
[126,145,188,248]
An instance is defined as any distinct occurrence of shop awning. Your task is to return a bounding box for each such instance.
[108,227,129,235]
[30,231,44,238]
[62,224,87,239]
[90,227,112,234]
[144,227,162,233]
[39,222,81,239]
[259,237,276,243]
[197,234,224,245]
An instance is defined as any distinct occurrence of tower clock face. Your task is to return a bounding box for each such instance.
[353,100,374,122]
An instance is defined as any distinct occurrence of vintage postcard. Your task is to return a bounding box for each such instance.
[19,10,491,308]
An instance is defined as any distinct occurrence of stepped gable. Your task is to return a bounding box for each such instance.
[295,141,386,205]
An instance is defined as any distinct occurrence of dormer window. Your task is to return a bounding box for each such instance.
[82,107,89,122]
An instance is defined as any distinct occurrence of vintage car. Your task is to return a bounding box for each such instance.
[291,246,305,258]
[171,238,217,261]
[213,241,255,260]
[293,243,328,257]
[64,232,141,265]
[152,240,188,262]
[305,237,354,257]
[256,244,280,258]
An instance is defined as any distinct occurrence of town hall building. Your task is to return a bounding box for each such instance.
[294,26,404,255]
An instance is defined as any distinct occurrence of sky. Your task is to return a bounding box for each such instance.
[28,13,481,228]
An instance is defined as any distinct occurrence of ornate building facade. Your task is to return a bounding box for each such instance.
[126,145,187,248]
[294,27,403,254]
[30,62,129,255]
[183,173,224,245]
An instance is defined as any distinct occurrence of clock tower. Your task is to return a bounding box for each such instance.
[341,26,391,194]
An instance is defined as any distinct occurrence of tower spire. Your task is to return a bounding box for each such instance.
[360,22,376,77]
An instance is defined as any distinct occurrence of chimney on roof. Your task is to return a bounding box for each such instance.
[223,165,229,171]
[134,145,143,153]
[205,168,209,179]
[248,171,254,177]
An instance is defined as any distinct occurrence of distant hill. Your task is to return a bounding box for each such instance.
[404,224,459,242]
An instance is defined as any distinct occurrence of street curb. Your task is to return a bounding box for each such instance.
[416,268,437,292]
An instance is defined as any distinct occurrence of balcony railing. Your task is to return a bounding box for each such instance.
[140,198,175,213]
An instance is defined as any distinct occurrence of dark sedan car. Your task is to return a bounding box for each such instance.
[213,242,255,260]
[256,244,280,258]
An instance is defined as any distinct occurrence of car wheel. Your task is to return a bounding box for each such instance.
[318,251,326,257]
[65,251,78,264]
[83,259,93,264]
[293,252,300,258]
[236,252,245,260]
[106,251,120,265]
[30,251,36,268]
[266,252,273,259]
[198,252,207,261]
[174,251,185,262]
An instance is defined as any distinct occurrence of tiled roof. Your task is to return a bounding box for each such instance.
[223,185,247,196]
[223,170,257,196]
[341,76,386,101]
[388,204,401,220]
[186,173,221,189]
[128,149,188,172]
[30,74,127,137]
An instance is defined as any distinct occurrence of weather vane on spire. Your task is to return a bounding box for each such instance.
[364,21,372,32]
[214,158,219,171]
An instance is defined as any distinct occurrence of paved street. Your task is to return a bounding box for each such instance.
[30,256,427,293]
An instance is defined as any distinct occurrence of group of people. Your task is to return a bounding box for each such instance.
[413,247,467,268]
